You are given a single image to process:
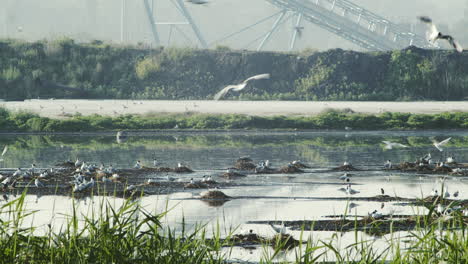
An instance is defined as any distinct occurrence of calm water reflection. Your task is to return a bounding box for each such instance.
[1,130,468,169]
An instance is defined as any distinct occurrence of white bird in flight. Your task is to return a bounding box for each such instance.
[382,141,408,150]
[214,73,270,100]
[1,146,7,156]
[418,16,463,53]
[433,137,451,152]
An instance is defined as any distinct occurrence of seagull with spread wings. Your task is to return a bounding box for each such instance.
[433,137,451,152]
[214,73,270,100]
[418,16,463,53]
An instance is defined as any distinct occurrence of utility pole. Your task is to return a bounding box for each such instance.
[120,0,126,42]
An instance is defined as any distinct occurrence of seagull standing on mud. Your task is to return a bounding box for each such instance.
[346,184,359,195]
[269,222,286,234]
[134,160,141,169]
[384,160,392,169]
[214,73,270,100]
[418,16,463,53]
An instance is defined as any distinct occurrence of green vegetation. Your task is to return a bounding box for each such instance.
[1,107,468,132]
[1,39,468,100]
[2,191,468,263]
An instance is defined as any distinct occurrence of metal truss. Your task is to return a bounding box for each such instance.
[264,0,435,51]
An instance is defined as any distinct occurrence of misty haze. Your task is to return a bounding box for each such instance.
[2,0,468,50]
[1,1,468,263]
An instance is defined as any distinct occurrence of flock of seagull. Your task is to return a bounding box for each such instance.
[337,136,465,218]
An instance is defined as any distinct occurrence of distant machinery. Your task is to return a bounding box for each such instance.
[141,0,435,51]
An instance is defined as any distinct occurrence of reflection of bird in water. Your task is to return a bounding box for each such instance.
[214,73,270,100]
[0,145,7,161]
[382,141,408,150]
[339,173,352,181]
[2,146,8,157]
[380,188,385,195]
[348,202,359,212]
[35,193,43,203]
[418,16,463,53]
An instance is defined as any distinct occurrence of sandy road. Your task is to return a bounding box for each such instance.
[1,100,466,118]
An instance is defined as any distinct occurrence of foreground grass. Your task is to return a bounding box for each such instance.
[1,192,468,263]
[1,107,468,132]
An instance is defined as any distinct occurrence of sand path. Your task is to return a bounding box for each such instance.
[1,100,466,118]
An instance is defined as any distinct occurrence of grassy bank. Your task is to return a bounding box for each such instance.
[1,107,468,132]
[2,192,468,263]
[2,38,468,101]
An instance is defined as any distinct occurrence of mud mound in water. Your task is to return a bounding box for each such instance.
[278,166,304,174]
[273,234,301,249]
[235,160,256,171]
[174,166,193,173]
[434,166,452,173]
[229,232,299,249]
[221,171,247,178]
[291,162,311,169]
[237,157,253,163]
[200,190,230,199]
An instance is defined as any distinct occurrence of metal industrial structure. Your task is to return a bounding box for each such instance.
[263,0,435,51]
[141,0,434,51]
[140,0,208,48]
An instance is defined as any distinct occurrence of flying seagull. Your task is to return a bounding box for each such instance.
[214,73,270,100]
[433,137,451,152]
[418,16,463,53]
[382,141,408,150]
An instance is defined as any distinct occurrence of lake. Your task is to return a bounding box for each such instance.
[1,130,467,262]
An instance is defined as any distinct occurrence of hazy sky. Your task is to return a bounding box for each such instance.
[2,0,467,51]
